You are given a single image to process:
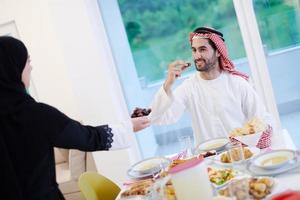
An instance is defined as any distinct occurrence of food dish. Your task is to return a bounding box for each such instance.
[120,179,154,198]
[132,157,171,174]
[218,176,275,200]
[229,118,267,136]
[196,137,229,152]
[120,177,176,200]
[214,147,260,166]
[199,150,217,158]
[247,157,300,176]
[252,149,295,170]
[128,157,171,179]
[208,167,237,188]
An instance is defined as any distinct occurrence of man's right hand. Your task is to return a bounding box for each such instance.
[131,116,150,132]
[163,60,190,93]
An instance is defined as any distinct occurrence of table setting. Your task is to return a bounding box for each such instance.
[116,118,300,200]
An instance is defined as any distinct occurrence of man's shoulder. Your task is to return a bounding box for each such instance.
[225,72,249,85]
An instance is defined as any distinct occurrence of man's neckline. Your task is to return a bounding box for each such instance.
[197,71,224,83]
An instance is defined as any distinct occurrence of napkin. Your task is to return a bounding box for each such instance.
[230,125,272,149]
[271,190,300,200]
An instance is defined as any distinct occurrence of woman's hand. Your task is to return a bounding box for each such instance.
[131,116,151,132]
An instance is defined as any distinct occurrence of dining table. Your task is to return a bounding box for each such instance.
[115,146,300,200]
[116,128,300,200]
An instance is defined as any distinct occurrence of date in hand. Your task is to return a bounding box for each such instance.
[131,107,151,118]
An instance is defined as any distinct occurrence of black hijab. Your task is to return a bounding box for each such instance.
[0,36,32,199]
[0,36,34,116]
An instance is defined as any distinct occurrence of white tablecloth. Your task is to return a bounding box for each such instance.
[116,131,300,199]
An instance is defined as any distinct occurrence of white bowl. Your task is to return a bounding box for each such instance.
[253,149,295,170]
[131,157,170,175]
[197,137,229,152]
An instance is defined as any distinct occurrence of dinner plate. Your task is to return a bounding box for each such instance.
[196,137,229,152]
[252,149,295,170]
[213,147,260,167]
[246,157,300,176]
[127,157,171,179]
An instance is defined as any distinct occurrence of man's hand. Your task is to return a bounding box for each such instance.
[131,116,151,132]
[131,107,151,118]
[164,60,190,93]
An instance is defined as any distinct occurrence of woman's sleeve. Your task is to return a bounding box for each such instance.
[53,120,114,151]
[54,120,135,151]
[41,103,134,151]
[108,120,135,150]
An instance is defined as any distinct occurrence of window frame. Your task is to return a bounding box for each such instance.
[97,0,282,157]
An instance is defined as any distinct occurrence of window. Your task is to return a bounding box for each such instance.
[98,0,298,158]
[99,0,253,158]
[118,0,249,85]
[253,0,300,148]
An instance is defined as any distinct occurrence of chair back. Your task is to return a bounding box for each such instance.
[78,171,120,200]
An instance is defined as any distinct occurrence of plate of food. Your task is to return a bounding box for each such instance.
[218,176,275,200]
[120,179,155,199]
[208,167,237,188]
[196,137,229,152]
[229,118,272,149]
[252,149,296,170]
[128,157,171,179]
[214,147,259,166]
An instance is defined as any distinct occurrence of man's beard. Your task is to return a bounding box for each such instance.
[194,55,218,72]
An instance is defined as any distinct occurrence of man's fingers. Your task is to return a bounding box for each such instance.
[138,116,150,123]
[142,122,151,127]
[181,63,190,72]
[175,71,181,77]
[172,60,186,65]
[169,60,187,69]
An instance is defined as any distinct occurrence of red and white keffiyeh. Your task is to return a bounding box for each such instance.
[189,32,249,80]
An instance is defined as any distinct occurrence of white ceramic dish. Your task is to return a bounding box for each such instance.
[196,137,229,152]
[208,167,239,189]
[127,157,171,179]
[214,147,260,167]
[247,157,300,176]
[252,149,295,170]
[217,176,276,200]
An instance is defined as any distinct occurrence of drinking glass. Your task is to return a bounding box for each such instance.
[227,142,245,171]
[177,135,193,159]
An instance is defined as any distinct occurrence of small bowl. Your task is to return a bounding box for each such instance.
[131,157,170,175]
[196,137,229,152]
[253,149,295,170]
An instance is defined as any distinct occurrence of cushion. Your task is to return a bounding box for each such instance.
[69,149,86,180]
[54,148,69,164]
[56,162,71,183]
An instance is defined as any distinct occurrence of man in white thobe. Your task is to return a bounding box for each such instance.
[149,27,273,145]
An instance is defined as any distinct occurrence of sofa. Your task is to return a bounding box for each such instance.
[55,148,96,200]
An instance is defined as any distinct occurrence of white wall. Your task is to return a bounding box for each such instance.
[0,0,140,186]
[0,0,80,119]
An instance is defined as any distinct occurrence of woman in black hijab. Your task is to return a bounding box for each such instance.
[0,36,150,200]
